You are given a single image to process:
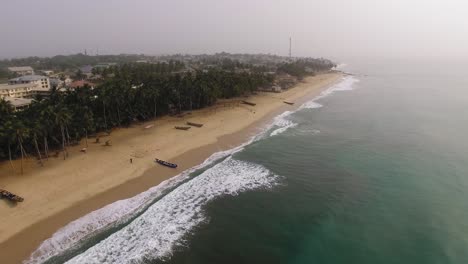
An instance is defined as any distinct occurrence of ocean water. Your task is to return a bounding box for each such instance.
[28,60,468,263]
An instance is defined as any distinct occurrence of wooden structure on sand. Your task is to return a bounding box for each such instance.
[175,126,191,130]
[241,100,256,106]
[186,122,203,128]
[0,189,24,202]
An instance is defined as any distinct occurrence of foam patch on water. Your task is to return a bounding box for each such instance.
[65,158,278,263]
[332,63,347,70]
[314,76,359,100]
[299,101,323,110]
[268,76,358,137]
[269,111,298,137]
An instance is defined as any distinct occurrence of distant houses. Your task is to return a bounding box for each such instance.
[8,66,34,76]
[69,80,95,90]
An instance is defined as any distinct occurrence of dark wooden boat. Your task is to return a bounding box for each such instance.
[155,158,178,168]
[175,126,191,130]
[0,189,24,202]
[241,100,256,106]
[186,122,203,128]
[283,101,294,105]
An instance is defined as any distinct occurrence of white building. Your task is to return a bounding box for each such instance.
[0,83,38,99]
[0,75,51,99]
[8,66,34,76]
[9,75,50,89]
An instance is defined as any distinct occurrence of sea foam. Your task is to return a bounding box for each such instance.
[268,75,359,137]
[26,139,257,264]
[65,158,279,263]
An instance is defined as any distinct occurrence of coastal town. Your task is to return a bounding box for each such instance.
[0,53,332,111]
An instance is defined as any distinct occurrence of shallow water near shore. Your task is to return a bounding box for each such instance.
[30,59,468,263]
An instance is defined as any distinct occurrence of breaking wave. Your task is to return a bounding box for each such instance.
[268,75,359,137]
[66,158,278,263]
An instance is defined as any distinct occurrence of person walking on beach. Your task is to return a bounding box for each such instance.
[130,158,133,164]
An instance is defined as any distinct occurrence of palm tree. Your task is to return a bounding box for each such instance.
[13,120,29,174]
[55,106,72,160]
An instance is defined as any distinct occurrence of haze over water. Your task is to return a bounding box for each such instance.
[161,59,468,264]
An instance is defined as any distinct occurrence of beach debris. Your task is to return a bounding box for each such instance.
[144,124,154,129]
[241,100,256,106]
[104,140,112,146]
[283,101,294,105]
[186,121,203,128]
[155,158,178,168]
[175,126,191,130]
[0,189,24,202]
[80,148,87,153]
[95,137,100,143]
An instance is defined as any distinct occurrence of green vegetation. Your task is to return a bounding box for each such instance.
[277,59,335,79]
[0,54,335,167]
[0,65,273,167]
[0,53,149,71]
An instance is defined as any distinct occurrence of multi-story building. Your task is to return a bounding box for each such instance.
[7,66,34,76]
[0,75,51,99]
[9,75,50,89]
[0,83,38,99]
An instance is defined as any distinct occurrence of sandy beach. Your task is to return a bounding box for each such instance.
[0,72,342,262]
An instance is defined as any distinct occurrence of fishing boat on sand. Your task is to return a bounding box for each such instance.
[155,158,178,168]
[175,126,191,130]
[0,189,24,202]
[283,101,294,105]
[186,121,203,127]
[241,100,256,106]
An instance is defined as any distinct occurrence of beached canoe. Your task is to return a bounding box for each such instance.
[0,189,24,202]
[241,100,256,106]
[155,158,178,168]
[283,101,294,105]
[186,121,203,127]
[175,126,191,130]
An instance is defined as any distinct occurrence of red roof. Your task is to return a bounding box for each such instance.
[70,80,95,88]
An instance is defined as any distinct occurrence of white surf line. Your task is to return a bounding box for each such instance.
[66,158,279,263]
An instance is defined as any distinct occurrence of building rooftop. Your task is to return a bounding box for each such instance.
[80,65,94,74]
[4,97,33,107]
[0,83,36,90]
[8,66,33,72]
[10,75,48,82]
[69,80,95,89]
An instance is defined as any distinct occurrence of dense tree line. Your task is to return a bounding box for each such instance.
[278,59,336,78]
[92,61,186,78]
[0,67,274,169]
[0,54,150,72]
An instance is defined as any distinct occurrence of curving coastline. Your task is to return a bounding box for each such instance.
[0,72,343,263]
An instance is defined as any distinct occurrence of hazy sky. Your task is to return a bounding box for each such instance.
[1,0,467,60]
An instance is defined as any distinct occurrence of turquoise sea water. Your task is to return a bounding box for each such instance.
[29,60,468,264]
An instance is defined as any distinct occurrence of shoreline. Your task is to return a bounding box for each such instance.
[0,72,343,262]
